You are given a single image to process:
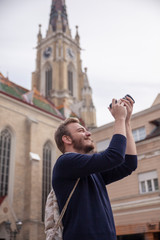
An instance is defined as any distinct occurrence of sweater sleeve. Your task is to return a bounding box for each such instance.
[100,154,138,185]
[54,134,127,179]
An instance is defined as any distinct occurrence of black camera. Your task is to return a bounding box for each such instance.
[109,94,135,109]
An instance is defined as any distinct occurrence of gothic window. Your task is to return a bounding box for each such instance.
[68,70,73,96]
[0,129,11,197]
[42,142,52,221]
[67,63,76,97]
[45,67,52,97]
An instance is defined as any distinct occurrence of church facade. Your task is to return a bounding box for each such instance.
[0,73,64,240]
[32,0,96,129]
[0,1,160,240]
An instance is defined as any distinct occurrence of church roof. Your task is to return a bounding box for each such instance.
[0,73,64,120]
[49,0,68,32]
[57,104,86,127]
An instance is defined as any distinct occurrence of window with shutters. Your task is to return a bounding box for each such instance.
[138,171,159,194]
[132,127,146,142]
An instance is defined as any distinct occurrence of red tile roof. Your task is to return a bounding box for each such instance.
[0,72,64,120]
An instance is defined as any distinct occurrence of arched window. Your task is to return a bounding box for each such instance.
[67,63,76,97]
[45,67,52,97]
[42,142,52,221]
[0,129,11,197]
[68,70,73,96]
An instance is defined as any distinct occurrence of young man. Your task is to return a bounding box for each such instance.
[52,97,137,240]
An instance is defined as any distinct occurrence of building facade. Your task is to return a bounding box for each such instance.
[92,95,160,240]
[0,73,64,240]
[0,0,160,240]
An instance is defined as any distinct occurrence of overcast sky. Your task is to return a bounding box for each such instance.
[0,0,160,126]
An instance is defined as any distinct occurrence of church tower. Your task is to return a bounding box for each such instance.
[32,0,96,129]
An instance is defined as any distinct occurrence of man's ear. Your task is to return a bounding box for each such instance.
[62,135,72,145]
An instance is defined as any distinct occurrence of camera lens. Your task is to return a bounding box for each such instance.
[125,94,135,103]
[109,94,135,108]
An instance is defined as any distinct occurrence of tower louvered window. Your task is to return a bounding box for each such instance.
[42,142,52,221]
[0,129,11,197]
[45,68,52,97]
[68,70,73,96]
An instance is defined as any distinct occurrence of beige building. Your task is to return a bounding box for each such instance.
[0,0,160,240]
[92,95,160,240]
[0,73,64,240]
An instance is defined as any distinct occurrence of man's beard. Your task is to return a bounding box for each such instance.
[71,137,94,153]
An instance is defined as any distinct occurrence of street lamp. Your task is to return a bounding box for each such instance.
[5,220,23,240]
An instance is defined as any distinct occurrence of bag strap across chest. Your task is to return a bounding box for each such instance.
[54,178,80,230]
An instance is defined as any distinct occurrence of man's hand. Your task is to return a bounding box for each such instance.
[108,99,127,137]
[120,96,134,123]
[120,96,137,155]
[109,98,127,121]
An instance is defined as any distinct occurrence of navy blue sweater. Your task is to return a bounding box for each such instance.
[52,134,137,240]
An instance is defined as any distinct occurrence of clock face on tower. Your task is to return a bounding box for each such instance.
[43,47,52,58]
[66,47,75,59]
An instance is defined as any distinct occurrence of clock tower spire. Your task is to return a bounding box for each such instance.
[32,1,97,129]
[49,0,69,33]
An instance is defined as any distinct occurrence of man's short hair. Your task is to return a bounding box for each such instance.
[54,117,80,153]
